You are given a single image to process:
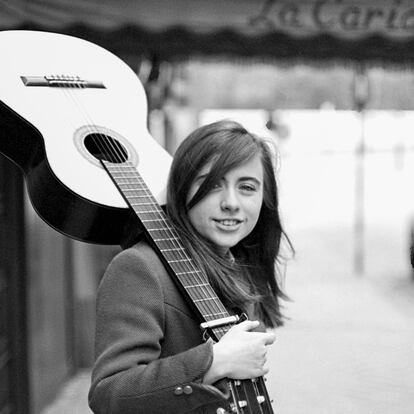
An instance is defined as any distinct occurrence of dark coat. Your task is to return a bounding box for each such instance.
[88,240,230,414]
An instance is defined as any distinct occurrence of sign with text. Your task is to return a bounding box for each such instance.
[249,0,414,38]
[1,0,414,64]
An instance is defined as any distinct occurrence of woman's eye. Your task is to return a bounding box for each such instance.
[240,184,256,192]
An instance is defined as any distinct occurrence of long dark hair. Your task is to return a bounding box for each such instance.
[167,120,291,327]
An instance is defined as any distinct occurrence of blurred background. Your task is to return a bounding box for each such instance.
[1,1,414,413]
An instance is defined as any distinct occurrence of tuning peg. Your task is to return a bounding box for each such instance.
[257,395,265,404]
[230,401,247,412]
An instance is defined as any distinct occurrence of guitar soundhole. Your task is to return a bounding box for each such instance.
[84,133,128,163]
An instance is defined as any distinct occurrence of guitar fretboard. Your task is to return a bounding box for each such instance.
[103,160,232,339]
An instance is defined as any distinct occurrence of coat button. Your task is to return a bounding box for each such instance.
[174,387,183,395]
[183,385,193,394]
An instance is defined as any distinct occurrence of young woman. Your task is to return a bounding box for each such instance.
[88,120,291,414]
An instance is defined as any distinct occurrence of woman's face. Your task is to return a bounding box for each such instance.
[187,153,264,254]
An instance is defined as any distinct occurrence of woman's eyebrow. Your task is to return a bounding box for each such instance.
[238,176,262,185]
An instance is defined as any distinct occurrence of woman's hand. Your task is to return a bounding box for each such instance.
[203,320,276,384]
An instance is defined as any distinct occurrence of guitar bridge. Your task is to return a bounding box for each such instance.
[20,75,105,88]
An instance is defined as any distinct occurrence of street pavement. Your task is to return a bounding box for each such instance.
[267,273,414,414]
[42,239,414,414]
[265,228,414,414]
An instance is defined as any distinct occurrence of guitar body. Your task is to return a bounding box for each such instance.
[0,30,172,244]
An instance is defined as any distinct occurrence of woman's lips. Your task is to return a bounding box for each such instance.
[213,218,243,230]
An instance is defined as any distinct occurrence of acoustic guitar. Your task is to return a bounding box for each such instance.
[0,31,275,414]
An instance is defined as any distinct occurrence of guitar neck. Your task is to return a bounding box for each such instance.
[102,160,232,338]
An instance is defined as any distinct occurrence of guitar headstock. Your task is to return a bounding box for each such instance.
[216,377,274,414]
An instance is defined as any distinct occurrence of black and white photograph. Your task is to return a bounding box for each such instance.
[1,1,414,413]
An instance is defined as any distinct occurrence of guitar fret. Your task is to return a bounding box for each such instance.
[124,192,152,198]
[141,218,166,223]
[153,237,180,242]
[107,165,136,171]
[130,202,158,207]
[204,312,228,318]
[168,258,192,264]
[120,189,151,195]
[175,270,203,276]
[184,283,210,288]
[127,194,152,199]
[117,182,148,187]
[113,178,142,183]
[109,172,138,177]
[122,188,149,193]
[194,297,219,303]
[130,208,162,213]
[147,227,175,233]
[107,167,135,171]
[129,199,158,205]
[160,247,185,253]
[114,178,139,183]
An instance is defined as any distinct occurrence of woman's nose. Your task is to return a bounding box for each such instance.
[220,189,240,212]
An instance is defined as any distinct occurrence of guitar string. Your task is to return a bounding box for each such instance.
[229,381,243,414]
[62,81,228,322]
[254,378,266,414]
[62,80,264,412]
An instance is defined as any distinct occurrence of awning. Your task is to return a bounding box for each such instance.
[2,0,414,66]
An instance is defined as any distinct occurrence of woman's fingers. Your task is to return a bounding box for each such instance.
[213,320,276,379]
[263,331,276,345]
[232,321,276,343]
[233,319,260,331]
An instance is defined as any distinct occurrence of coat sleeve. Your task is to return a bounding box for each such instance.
[88,245,229,414]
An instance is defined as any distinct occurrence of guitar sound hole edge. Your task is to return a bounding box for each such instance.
[73,125,139,169]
